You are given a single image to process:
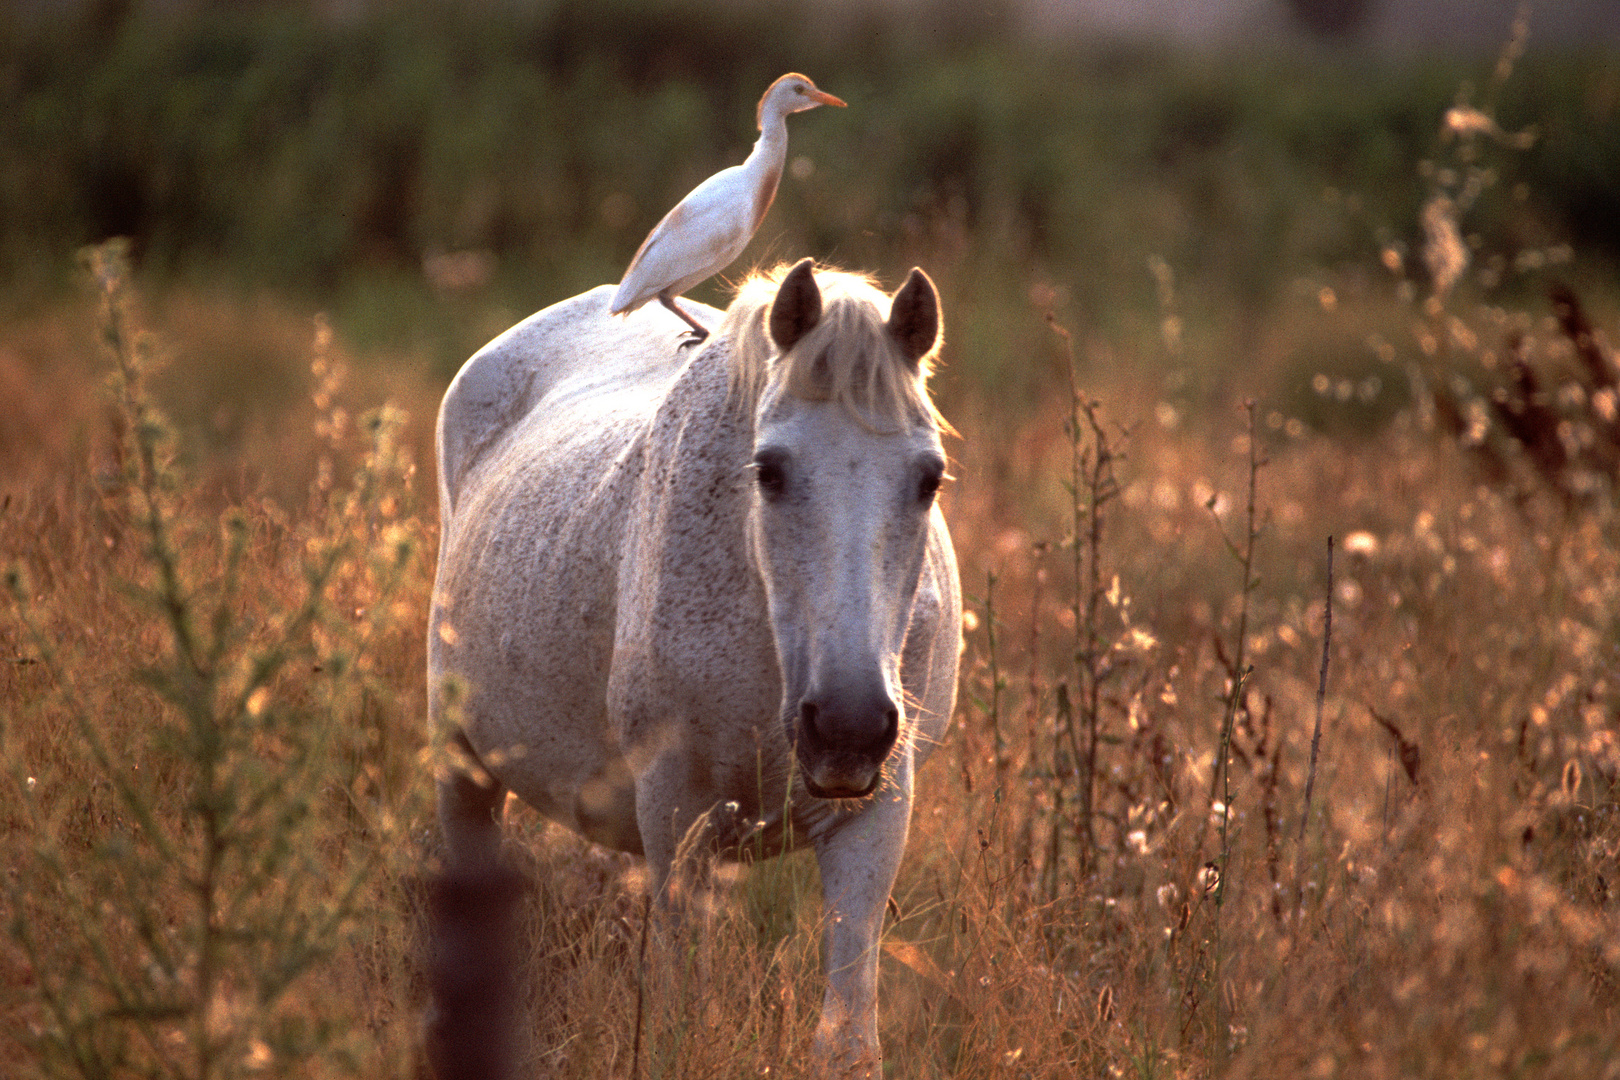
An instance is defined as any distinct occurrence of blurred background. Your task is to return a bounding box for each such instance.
[4,6,1620,1076]
[1,0,1616,455]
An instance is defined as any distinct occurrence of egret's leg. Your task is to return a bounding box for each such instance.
[658,293,711,344]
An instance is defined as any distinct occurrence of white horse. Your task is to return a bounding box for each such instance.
[428,258,961,1073]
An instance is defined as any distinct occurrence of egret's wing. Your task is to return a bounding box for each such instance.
[610,165,754,314]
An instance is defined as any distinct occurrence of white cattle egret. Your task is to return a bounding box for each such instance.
[609,73,846,342]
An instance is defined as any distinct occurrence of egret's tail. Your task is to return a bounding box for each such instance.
[608,280,643,316]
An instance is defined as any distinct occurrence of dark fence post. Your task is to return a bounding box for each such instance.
[425,864,529,1080]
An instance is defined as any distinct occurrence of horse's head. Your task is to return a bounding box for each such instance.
[731,259,947,799]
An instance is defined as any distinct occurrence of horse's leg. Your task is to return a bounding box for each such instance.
[634,752,727,910]
[810,781,914,1078]
[632,755,734,1039]
[437,731,508,873]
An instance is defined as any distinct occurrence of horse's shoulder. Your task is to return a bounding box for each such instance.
[436,286,718,515]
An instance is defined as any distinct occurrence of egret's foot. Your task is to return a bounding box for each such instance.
[677,327,710,349]
[657,294,712,345]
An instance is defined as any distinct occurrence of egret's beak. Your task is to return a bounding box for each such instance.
[811,89,848,109]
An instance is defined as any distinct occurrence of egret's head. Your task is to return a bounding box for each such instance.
[758,73,847,128]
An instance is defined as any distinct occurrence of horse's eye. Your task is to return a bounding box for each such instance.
[753,454,787,499]
[917,467,944,504]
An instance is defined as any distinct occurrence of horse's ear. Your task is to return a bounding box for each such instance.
[886,267,940,367]
[769,258,822,352]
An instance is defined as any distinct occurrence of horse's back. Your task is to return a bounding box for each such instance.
[436,285,718,517]
[431,286,719,849]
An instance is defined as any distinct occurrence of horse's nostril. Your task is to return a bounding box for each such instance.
[799,695,899,754]
[800,700,821,742]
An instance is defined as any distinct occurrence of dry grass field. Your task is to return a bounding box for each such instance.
[2,13,1619,1079]
[5,230,1618,1080]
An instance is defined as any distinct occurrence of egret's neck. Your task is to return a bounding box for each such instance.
[746,111,791,173]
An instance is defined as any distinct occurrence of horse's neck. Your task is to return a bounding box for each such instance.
[622,348,762,615]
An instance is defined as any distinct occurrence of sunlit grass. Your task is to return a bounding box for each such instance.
[4,216,1618,1079]
[0,243,433,1079]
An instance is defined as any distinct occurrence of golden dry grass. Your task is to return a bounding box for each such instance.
[1,232,1617,1080]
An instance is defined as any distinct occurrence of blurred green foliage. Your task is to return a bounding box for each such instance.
[1,0,1615,393]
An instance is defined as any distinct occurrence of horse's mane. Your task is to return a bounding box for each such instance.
[717,263,948,434]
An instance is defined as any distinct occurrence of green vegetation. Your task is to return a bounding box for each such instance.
[2,1,1616,397]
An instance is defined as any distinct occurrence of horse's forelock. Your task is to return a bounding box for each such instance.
[719,264,946,433]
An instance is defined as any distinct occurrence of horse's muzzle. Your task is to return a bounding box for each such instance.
[794,686,900,799]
